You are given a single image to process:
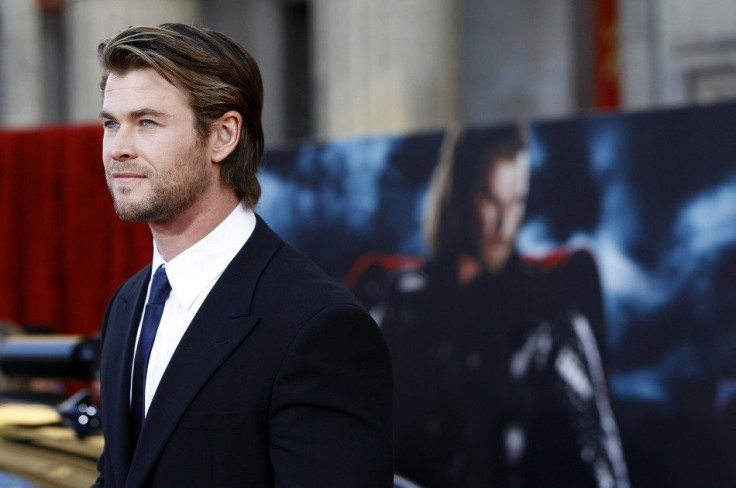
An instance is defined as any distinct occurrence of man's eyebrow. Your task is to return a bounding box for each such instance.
[130,108,171,119]
[98,108,171,120]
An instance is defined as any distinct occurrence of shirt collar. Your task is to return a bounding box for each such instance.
[151,202,256,311]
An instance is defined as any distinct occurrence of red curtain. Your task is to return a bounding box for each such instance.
[0,124,150,335]
[594,0,620,109]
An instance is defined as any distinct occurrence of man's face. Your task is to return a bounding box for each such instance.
[473,152,530,273]
[100,68,213,223]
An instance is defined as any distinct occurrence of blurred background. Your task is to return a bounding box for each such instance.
[2,1,736,487]
[3,0,736,141]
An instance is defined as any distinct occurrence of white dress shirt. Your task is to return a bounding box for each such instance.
[132,202,256,414]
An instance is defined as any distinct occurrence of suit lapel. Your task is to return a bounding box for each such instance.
[126,216,282,487]
[101,266,150,488]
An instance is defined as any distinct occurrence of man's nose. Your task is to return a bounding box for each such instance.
[106,126,137,161]
[498,206,519,238]
[494,207,507,232]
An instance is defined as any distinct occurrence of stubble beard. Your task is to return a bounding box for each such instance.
[107,145,211,223]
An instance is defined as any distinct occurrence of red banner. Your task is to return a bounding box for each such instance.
[594,0,620,109]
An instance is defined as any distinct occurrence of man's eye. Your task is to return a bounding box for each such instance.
[140,119,157,127]
[102,120,119,129]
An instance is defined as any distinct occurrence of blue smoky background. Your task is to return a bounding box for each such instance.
[257,103,736,487]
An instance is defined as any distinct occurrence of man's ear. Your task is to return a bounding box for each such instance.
[209,110,242,163]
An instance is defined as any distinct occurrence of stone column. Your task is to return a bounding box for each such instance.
[312,0,459,138]
[203,0,286,144]
[461,0,580,125]
[65,0,200,122]
[0,0,43,127]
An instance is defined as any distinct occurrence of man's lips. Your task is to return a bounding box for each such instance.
[485,239,509,250]
[111,172,147,180]
[109,173,148,189]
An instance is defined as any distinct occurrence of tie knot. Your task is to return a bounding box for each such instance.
[148,266,171,305]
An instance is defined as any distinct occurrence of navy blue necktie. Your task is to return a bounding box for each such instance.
[131,265,171,445]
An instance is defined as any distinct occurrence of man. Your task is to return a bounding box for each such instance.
[380,126,628,487]
[94,23,392,487]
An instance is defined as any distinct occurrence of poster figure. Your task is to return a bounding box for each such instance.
[372,126,629,487]
[257,103,736,487]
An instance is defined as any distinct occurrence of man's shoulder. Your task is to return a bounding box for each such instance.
[520,248,600,283]
[245,239,386,358]
[263,240,362,309]
[241,217,361,312]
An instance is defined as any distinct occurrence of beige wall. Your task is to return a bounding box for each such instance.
[621,0,736,109]
[461,0,583,125]
[312,0,459,138]
[202,0,286,144]
[4,0,736,139]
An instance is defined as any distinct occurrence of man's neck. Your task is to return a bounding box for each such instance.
[149,191,241,262]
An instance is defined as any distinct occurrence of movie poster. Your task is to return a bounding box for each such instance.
[257,102,736,488]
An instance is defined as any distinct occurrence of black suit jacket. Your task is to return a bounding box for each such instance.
[94,216,393,487]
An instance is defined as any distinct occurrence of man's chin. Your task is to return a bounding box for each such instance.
[482,247,511,273]
[114,208,149,223]
[113,200,154,223]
